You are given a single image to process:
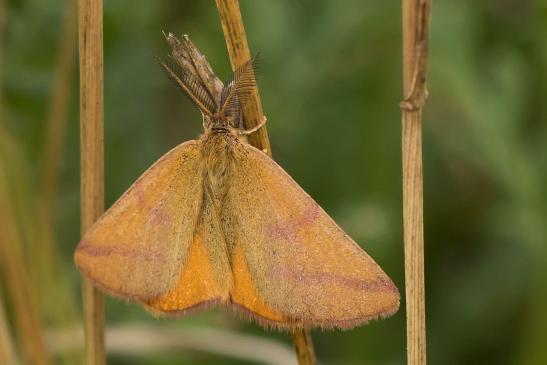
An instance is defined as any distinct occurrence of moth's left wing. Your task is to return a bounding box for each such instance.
[226,143,400,329]
[75,140,203,301]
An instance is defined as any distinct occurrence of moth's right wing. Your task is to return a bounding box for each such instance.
[75,140,204,300]
[227,143,400,329]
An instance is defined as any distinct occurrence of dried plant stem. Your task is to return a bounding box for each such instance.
[214,0,271,154]
[78,0,105,364]
[400,0,431,364]
[0,292,18,365]
[290,330,315,365]
[47,325,297,365]
[0,2,49,363]
[0,150,50,365]
[214,1,315,364]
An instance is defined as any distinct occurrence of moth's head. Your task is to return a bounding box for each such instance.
[207,89,244,133]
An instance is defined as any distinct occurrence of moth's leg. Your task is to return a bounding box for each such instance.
[239,116,267,136]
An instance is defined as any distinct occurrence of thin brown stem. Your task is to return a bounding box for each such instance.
[0,291,19,365]
[214,0,272,155]
[0,140,50,365]
[400,0,431,364]
[290,330,316,365]
[47,325,297,365]
[214,1,315,364]
[78,0,106,364]
[0,1,49,363]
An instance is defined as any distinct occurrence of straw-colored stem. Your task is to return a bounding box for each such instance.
[0,149,50,365]
[47,325,298,365]
[400,0,431,364]
[214,1,315,364]
[0,292,18,365]
[290,330,315,365]
[0,2,49,362]
[214,0,271,155]
[78,0,106,364]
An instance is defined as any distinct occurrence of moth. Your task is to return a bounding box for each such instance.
[75,33,400,329]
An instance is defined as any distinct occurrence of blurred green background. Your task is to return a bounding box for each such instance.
[1,0,546,364]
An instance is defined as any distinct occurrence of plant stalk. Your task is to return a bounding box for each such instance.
[0,1,50,363]
[215,0,271,155]
[214,1,315,364]
[400,0,431,364]
[0,145,50,365]
[78,0,106,364]
[0,292,18,365]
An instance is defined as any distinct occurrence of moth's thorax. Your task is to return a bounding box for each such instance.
[201,131,238,200]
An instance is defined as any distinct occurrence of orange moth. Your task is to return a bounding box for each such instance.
[75,33,399,330]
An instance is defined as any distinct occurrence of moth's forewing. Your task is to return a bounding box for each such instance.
[225,142,400,329]
[75,141,203,300]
